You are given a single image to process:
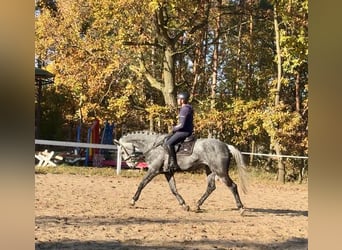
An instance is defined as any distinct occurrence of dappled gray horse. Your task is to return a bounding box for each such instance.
[117,131,248,214]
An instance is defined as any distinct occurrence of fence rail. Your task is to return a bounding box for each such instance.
[241,152,308,159]
[35,139,122,174]
[35,139,118,150]
[35,139,308,174]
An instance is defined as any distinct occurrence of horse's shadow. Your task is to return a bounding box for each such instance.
[132,206,308,217]
[243,207,308,217]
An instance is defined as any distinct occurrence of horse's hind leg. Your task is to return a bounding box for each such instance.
[220,174,244,211]
[196,171,216,211]
[164,172,189,211]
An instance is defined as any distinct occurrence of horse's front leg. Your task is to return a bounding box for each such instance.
[130,169,159,206]
[164,172,189,211]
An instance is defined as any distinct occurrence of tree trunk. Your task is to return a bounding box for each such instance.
[211,39,218,108]
[201,29,209,96]
[210,0,221,109]
[191,43,202,98]
[274,143,285,183]
[36,80,42,139]
[149,114,154,132]
[274,6,282,106]
[246,13,254,98]
[130,46,177,107]
[234,16,243,98]
[162,46,177,107]
[273,4,285,183]
[295,70,301,112]
[250,139,255,166]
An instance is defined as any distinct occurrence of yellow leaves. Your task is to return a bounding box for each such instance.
[145,104,175,131]
[195,99,280,145]
[45,64,55,75]
[195,108,221,130]
[107,96,130,120]
[146,104,170,118]
[124,82,136,96]
[262,103,304,152]
[36,0,139,123]
[148,0,160,12]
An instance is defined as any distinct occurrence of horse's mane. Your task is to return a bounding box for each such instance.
[122,130,166,138]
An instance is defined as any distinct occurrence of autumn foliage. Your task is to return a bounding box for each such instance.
[35,0,308,182]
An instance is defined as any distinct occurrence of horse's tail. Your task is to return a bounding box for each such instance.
[227,144,248,194]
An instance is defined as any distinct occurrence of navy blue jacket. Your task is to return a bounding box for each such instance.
[173,104,194,133]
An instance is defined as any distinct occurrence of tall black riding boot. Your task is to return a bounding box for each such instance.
[163,145,179,172]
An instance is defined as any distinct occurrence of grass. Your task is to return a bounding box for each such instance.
[35,165,148,178]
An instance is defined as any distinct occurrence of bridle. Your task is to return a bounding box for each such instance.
[114,137,165,164]
[113,139,134,162]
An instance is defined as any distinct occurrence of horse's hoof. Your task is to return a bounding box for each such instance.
[195,206,202,213]
[130,199,136,206]
[239,207,246,216]
[182,204,190,211]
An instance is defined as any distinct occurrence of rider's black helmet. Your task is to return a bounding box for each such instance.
[177,92,189,102]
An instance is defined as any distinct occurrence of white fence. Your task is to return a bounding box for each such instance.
[35,139,123,174]
[35,139,308,174]
[241,152,308,159]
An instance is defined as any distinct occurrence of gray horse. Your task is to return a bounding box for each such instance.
[116,131,248,214]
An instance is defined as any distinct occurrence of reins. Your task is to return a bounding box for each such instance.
[142,138,164,155]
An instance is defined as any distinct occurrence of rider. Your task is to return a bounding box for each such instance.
[163,92,194,172]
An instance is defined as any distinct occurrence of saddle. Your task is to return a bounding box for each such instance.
[175,134,197,156]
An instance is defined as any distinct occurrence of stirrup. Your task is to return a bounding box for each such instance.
[163,162,179,172]
[163,167,177,173]
[170,162,179,171]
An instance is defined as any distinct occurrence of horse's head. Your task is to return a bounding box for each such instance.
[114,139,144,168]
[115,131,166,168]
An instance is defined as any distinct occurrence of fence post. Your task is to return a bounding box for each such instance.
[116,145,122,175]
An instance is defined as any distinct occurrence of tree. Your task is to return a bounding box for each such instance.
[35,0,146,134]
[124,0,211,107]
[267,0,308,182]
